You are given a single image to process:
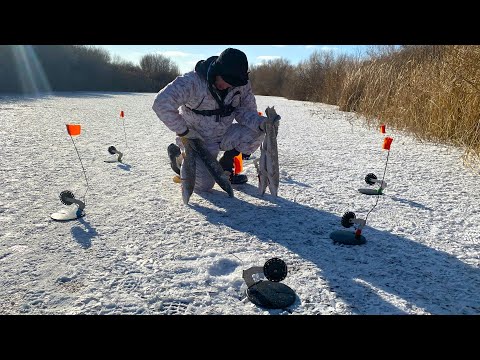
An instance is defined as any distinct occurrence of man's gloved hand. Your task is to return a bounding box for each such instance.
[177,128,204,144]
[259,116,269,132]
[259,106,281,132]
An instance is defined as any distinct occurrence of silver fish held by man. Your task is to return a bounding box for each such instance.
[181,138,234,204]
[181,140,197,205]
[256,106,280,197]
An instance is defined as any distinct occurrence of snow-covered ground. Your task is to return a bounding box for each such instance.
[1,92,479,315]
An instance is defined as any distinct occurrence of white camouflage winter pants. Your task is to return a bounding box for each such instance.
[176,123,265,191]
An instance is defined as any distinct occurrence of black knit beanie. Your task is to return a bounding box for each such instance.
[214,48,249,86]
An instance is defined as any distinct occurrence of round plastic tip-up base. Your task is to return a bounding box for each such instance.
[51,208,85,221]
[246,281,296,309]
[358,188,382,195]
[330,230,366,245]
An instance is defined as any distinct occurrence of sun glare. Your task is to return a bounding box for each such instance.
[12,45,52,95]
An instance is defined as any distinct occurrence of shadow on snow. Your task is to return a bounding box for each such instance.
[192,183,479,315]
[70,217,99,249]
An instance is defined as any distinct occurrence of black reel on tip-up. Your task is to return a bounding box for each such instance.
[60,190,75,206]
[105,145,123,163]
[243,258,296,309]
[365,173,377,185]
[341,211,356,228]
[263,257,288,282]
[51,190,86,221]
[329,211,367,245]
[359,172,387,195]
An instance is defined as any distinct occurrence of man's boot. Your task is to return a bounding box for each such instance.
[168,143,182,175]
[219,149,248,184]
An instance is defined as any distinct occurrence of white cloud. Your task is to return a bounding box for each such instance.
[156,51,204,58]
[320,46,339,52]
[122,52,144,64]
[257,55,281,61]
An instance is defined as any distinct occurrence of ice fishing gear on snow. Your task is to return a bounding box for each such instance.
[51,124,89,221]
[331,136,394,244]
[65,124,89,195]
[50,190,86,221]
[104,145,124,163]
[358,136,393,196]
[358,173,388,195]
[243,258,296,309]
[329,212,367,245]
[360,136,394,218]
[120,110,129,149]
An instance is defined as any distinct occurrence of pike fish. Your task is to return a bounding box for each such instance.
[257,106,280,197]
[181,140,197,205]
[183,138,234,199]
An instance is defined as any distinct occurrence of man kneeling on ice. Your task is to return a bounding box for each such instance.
[152,47,280,192]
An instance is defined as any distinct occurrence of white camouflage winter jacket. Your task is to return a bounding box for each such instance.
[152,70,264,145]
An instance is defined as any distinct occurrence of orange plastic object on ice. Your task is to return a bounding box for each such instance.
[66,124,81,136]
[382,136,393,150]
[233,153,243,175]
[380,124,386,134]
[120,110,124,118]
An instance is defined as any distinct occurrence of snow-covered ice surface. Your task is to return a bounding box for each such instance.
[1,92,479,315]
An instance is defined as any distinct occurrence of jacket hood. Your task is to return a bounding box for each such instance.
[194,56,218,85]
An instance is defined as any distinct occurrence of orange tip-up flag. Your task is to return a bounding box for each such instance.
[380,124,386,134]
[120,110,124,118]
[382,136,393,150]
[66,124,81,136]
[233,153,243,175]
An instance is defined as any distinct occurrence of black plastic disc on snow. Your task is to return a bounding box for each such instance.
[263,257,287,282]
[108,146,117,155]
[59,190,75,206]
[365,173,377,185]
[330,230,366,245]
[246,281,296,309]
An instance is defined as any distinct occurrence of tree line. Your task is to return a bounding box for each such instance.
[249,45,480,171]
[2,45,479,169]
[0,45,180,93]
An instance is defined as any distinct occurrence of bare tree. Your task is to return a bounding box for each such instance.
[140,53,180,89]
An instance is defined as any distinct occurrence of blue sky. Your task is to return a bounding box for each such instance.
[96,45,369,74]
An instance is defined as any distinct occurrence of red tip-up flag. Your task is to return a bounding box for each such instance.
[120,110,124,118]
[382,136,393,150]
[380,124,386,134]
[66,124,81,136]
